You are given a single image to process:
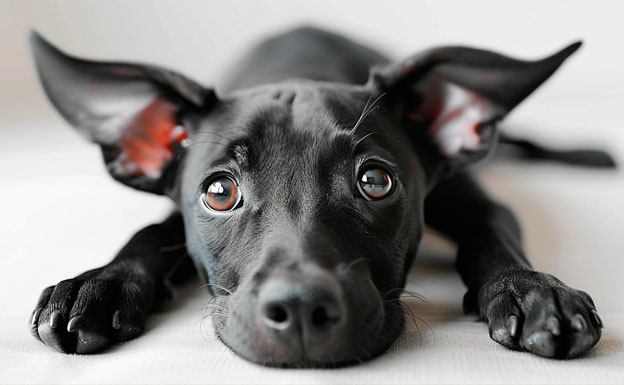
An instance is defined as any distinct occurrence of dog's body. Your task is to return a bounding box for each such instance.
[29,27,607,366]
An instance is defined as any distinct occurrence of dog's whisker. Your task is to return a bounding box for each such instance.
[349,105,378,136]
[187,286,228,308]
[197,300,217,342]
[399,300,423,348]
[200,295,221,307]
[397,296,429,306]
[203,306,228,314]
[202,304,228,311]
[200,283,234,295]
[344,257,368,271]
[349,90,374,135]
[192,130,232,141]
[349,92,387,135]
[400,290,430,305]
[184,140,228,149]
[382,287,405,299]
[399,296,429,306]
[190,284,214,298]
[349,92,387,136]
[361,104,380,120]
[396,297,436,348]
[410,310,435,342]
[401,309,422,347]
[368,91,387,112]
[353,130,380,148]
[175,140,229,162]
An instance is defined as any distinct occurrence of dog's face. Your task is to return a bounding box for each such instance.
[179,83,425,365]
[30,32,578,366]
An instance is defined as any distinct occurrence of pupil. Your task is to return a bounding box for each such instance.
[363,173,383,186]
[360,168,391,198]
[362,170,386,187]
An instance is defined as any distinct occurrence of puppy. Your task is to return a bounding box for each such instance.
[29,27,607,367]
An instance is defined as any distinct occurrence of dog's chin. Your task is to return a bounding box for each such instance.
[212,301,405,368]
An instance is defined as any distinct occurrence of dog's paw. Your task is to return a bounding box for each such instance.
[478,269,602,358]
[29,267,154,354]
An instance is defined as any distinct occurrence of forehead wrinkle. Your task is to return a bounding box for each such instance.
[230,139,249,168]
[200,137,249,174]
[206,102,293,173]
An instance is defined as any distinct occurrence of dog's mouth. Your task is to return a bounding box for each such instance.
[207,275,406,368]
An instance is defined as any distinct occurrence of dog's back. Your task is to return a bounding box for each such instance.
[222,27,390,92]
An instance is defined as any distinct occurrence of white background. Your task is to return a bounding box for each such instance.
[1,1,623,383]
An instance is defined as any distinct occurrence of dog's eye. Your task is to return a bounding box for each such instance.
[357,167,393,200]
[203,176,240,212]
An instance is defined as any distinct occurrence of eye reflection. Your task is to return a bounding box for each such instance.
[358,167,393,200]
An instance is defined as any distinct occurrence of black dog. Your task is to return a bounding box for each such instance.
[29,27,609,367]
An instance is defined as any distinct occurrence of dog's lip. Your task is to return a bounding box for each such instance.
[213,300,404,368]
[215,331,392,369]
[219,334,399,369]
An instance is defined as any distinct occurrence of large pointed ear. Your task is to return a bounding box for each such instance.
[371,42,582,175]
[29,31,215,194]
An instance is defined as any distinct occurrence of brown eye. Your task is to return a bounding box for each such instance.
[357,167,393,200]
[203,176,240,212]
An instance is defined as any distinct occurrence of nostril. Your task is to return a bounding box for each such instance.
[262,303,290,330]
[311,305,340,328]
[267,304,288,323]
[311,307,329,327]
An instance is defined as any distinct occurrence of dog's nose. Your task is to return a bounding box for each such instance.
[257,274,344,343]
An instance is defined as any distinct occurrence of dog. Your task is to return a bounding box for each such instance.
[28,26,611,367]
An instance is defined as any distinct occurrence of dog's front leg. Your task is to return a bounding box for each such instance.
[30,212,193,354]
[424,173,602,358]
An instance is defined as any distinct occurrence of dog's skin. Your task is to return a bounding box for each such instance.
[28,27,607,367]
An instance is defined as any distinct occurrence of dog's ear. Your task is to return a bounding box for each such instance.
[29,31,214,194]
[371,42,582,175]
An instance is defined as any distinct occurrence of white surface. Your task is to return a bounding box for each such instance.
[1,1,624,384]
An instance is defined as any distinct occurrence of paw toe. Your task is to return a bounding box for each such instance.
[522,331,558,357]
[30,308,43,338]
[490,314,521,348]
[48,310,62,329]
[66,315,85,333]
[38,321,68,353]
[566,312,601,358]
[484,293,522,349]
[545,316,561,336]
[508,314,520,338]
[112,310,143,341]
[570,313,586,332]
[590,309,603,328]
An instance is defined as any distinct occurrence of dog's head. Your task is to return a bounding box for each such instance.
[30,31,579,367]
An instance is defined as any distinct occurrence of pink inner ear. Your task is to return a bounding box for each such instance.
[408,75,498,156]
[116,98,189,179]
